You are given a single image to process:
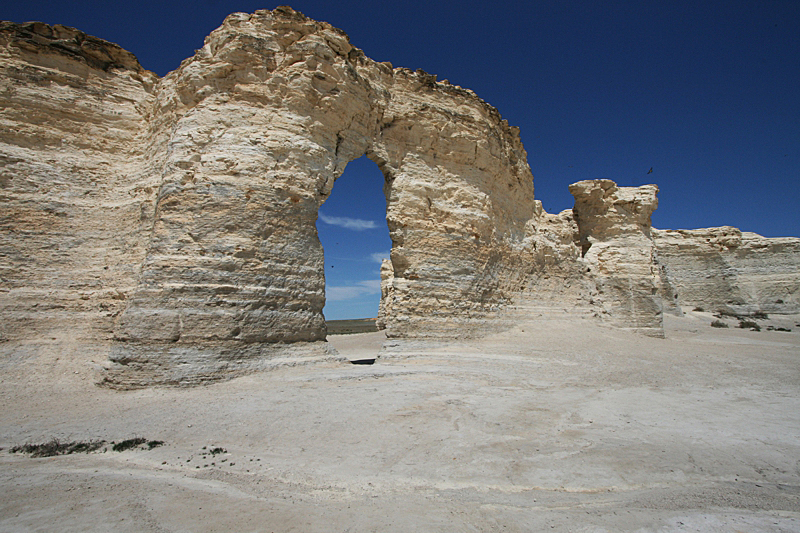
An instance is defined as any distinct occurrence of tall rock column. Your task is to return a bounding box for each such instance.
[107,9,392,386]
[569,180,664,337]
[0,22,159,346]
[372,69,537,338]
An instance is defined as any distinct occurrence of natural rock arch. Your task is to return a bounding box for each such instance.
[2,9,798,388]
[104,8,537,385]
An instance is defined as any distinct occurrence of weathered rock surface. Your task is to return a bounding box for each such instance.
[1,9,798,386]
[0,21,159,349]
[376,258,394,330]
[1,9,536,386]
[106,7,536,384]
[653,227,800,315]
[569,179,663,336]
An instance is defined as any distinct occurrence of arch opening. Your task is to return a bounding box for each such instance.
[317,154,392,328]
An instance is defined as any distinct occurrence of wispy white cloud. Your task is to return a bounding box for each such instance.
[357,279,381,291]
[370,251,390,263]
[319,212,378,231]
[326,279,382,302]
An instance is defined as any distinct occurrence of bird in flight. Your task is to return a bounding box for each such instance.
[647,167,653,174]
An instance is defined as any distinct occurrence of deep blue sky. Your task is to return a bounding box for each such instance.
[4,1,798,318]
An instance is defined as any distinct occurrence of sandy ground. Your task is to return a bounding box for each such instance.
[1,311,799,532]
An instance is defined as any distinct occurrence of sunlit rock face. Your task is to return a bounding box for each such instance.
[2,9,798,386]
[0,8,537,386]
[0,21,160,349]
[114,8,537,355]
[568,180,664,337]
[653,228,800,316]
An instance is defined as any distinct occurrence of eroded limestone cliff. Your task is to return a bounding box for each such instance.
[2,9,537,386]
[1,8,797,387]
[569,180,663,336]
[0,21,159,349]
[653,227,800,316]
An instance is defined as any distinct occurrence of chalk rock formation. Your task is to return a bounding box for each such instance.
[568,180,663,336]
[376,259,394,330]
[0,21,159,348]
[500,203,592,321]
[653,228,800,315]
[2,9,798,387]
[1,9,536,386]
[111,8,535,360]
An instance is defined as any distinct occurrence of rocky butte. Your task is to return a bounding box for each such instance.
[1,8,798,387]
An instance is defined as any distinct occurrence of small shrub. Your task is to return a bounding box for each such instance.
[775,327,791,332]
[752,311,769,320]
[693,307,705,312]
[11,438,106,457]
[738,320,760,331]
[715,309,741,319]
[112,437,147,452]
[710,320,728,328]
[12,437,164,456]
[209,447,227,456]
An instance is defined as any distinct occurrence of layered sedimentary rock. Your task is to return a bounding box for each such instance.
[503,179,666,337]
[2,9,798,387]
[568,180,663,336]
[1,9,536,386]
[110,8,536,367]
[0,21,160,347]
[653,228,800,315]
[375,259,394,330]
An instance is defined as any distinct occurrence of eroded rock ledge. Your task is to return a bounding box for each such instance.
[1,8,798,387]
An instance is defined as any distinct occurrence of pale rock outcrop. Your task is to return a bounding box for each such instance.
[111,8,536,358]
[0,21,160,348]
[653,227,800,315]
[2,9,798,386]
[568,180,663,336]
[1,9,538,386]
[501,203,594,320]
[376,258,394,330]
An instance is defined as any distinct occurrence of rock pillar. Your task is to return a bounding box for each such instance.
[569,180,664,337]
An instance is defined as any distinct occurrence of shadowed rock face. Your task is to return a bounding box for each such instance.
[1,8,798,386]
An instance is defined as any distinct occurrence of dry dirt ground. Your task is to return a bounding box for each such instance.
[1,311,799,532]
